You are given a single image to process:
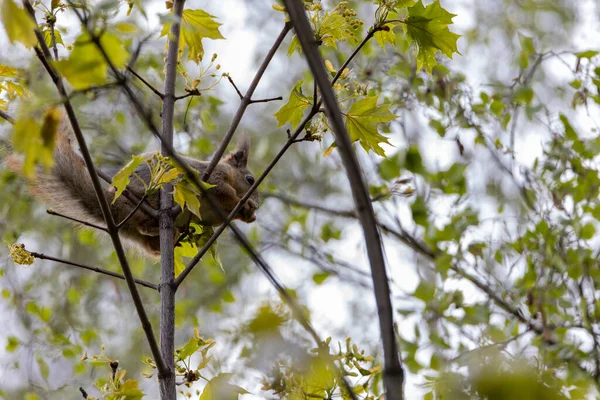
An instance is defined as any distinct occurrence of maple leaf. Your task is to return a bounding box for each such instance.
[273,80,312,129]
[403,0,460,72]
[326,96,398,157]
[161,9,225,64]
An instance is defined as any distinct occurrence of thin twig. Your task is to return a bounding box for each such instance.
[47,209,108,232]
[116,194,147,229]
[49,19,59,60]
[126,66,164,99]
[95,168,158,219]
[0,109,15,124]
[31,252,158,290]
[225,74,244,99]
[174,92,198,101]
[200,22,292,182]
[26,0,168,379]
[249,96,283,104]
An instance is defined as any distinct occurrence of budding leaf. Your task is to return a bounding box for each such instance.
[274,80,311,129]
[327,96,398,157]
[1,0,37,48]
[161,9,225,64]
[403,0,460,72]
[111,155,145,203]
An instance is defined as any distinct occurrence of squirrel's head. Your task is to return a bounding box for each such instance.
[224,134,259,223]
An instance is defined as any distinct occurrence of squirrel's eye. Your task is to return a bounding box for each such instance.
[246,175,255,185]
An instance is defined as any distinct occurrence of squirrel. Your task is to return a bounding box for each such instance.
[5,119,260,257]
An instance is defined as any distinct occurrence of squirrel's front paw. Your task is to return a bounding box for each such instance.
[240,199,258,223]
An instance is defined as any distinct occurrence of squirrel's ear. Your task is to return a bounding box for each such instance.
[225,134,250,168]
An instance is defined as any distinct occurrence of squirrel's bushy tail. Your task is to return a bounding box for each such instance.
[5,121,109,224]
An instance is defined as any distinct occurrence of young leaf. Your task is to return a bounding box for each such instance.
[54,31,129,89]
[200,373,248,400]
[42,27,64,49]
[111,155,145,203]
[1,0,37,48]
[342,96,398,156]
[12,108,60,177]
[173,182,201,218]
[161,9,225,64]
[403,0,461,72]
[317,13,350,48]
[274,80,311,129]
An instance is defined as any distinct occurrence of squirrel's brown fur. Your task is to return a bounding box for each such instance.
[6,121,259,257]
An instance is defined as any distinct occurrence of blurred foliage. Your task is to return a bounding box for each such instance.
[0,0,599,398]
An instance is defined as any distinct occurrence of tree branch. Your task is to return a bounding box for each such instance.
[47,209,108,232]
[158,0,184,397]
[283,2,404,398]
[31,252,158,290]
[200,21,292,182]
[26,0,168,380]
[116,194,147,229]
[95,168,158,219]
[249,96,283,104]
[0,109,15,124]
[126,66,164,99]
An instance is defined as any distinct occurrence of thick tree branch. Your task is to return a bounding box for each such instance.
[31,252,158,290]
[158,0,184,398]
[283,2,404,398]
[25,0,168,379]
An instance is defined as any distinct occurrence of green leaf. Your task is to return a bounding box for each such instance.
[342,96,398,156]
[560,113,578,141]
[42,27,64,49]
[581,223,595,240]
[1,0,37,48]
[321,222,341,242]
[200,373,248,400]
[274,80,311,129]
[405,145,424,174]
[414,281,435,302]
[55,31,129,89]
[173,182,202,218]
[178,336,203,360]
[12,108,60,178]
[404,0,461,72]
[317,13,351,48]
[6,336,19,352]
[374,24,396,48]
[312,272,331,285]
[161,9,225,64]
[576,50,599,59]
[512,86,534,105]
[36,356,49,381]
[111,155,145,203]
